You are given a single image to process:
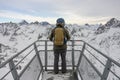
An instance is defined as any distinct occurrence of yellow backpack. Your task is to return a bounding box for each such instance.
[54,27,65,46]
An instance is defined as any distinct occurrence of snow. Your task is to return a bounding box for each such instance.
[41,71,72,80]
[87,28,120,62]
[20,56,41,80]
[0,18,120,80]
[0,64,14,80]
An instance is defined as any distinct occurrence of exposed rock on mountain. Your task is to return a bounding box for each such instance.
[40,21,50,26]
[0,22,20,36]
[19,20,29,26]
[96,18,120,34]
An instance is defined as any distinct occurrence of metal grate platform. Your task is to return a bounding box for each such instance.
[41,71,72,80]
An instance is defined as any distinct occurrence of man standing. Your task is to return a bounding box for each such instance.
[49,18,70,74]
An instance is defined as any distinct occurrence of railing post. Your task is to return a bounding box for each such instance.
[77,42,86,67]
[72,40,75,70]
[45,41,48,71]
[0,43,1,53]
[34,43,43,69]
[9,60,19,80]
[101,60,112,80]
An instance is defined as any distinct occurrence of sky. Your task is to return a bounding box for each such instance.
[0,0,120,24]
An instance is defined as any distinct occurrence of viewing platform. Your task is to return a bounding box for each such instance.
[0,40,120,80]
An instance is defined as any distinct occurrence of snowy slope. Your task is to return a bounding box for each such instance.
[0,18,120,80]
[86,19,120,63]
[0,18,120,64]
[71,18,120,80]
[72,18,120,63]
[0,22,52,62]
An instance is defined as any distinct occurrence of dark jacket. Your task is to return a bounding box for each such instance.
[49,26,70,50]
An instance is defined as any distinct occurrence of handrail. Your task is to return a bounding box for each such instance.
[0,40,120,80]
[2,39,119,69]
[19,55,36,77]
[0,41,37,68]
[83,40,120,67]
[0,40,43,80]
[77,40,120,80]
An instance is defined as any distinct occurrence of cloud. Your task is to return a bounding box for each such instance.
[0,10,114,24]
[0,10,57,23]
[0,0,120,24]
[1,0,120,17]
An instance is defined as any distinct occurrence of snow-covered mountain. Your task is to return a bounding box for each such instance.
[0,18,120,61]
[86,28,120,61]
[0,22,19,36]
[105,18,120,27]
[30,21,50,26]
[0,21,52,61]
[19,20,29,26]
[69,18,120,80]
[72,18,120,62]
[96,18,120,34]
[39,21,50,26]
[0,18,120,80]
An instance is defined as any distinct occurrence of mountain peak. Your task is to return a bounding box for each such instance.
[96,18,120,34]
[19,20,29,25]
[40,21,50,26]
[105,18,119,27]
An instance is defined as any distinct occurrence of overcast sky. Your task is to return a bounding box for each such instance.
[0,0,120,24]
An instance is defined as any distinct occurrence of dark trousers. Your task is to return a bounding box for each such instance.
[54,49,66,73]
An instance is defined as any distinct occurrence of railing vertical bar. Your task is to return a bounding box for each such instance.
[34,43,43,69]
[77,42,86,67]
[34,42,43,80]
[0,43,1,53]
[37,70,43,80]
[77,70,84,80]
[9,60,19,80]
[34,44,43,80]
[45,41,47,71]
[101,59,112,80]
[72,40,75,70]
[76,42,86,80]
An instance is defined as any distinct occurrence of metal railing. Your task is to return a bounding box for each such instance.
[0,40,120,80]
[0,41,43,80]
[35,40,82,71]
[77,40,120,80]
[0,40,82,80]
